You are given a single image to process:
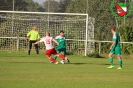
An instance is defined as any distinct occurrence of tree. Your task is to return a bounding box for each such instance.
[0,0,13,10]
[43,0,59,12]
[58,0,71,12]
[0,0,44,12]
[66,0,86,13]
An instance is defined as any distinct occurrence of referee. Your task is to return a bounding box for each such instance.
[25,26,40,55]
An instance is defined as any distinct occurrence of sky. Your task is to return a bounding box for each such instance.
[33,0,46,4]
[33,0,59,4]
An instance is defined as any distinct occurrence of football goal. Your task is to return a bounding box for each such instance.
[0,11,95,56]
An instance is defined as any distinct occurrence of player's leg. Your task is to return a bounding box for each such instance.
[107,50,114,68]
[61,48,70,63]
[53,49,60,60]
[57,53,68,64]
[115,48,122,69]
[48,56,58,64]
[28,40,32,55]
[57,54,67,60]
[53,55,57,60]
[117,56,122,69]
[46,49,58,64]
[53,48,70,63]
[52,48,66,64]
[34,41,39,55]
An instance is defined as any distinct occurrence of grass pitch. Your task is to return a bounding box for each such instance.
[0,52,133,88]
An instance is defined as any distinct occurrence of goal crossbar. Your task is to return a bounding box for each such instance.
[0,10,87,16]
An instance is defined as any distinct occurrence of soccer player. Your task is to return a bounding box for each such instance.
[107,26,122,69]
[33,32,68,64]
[25,25,40,55]
[53,30,70,63]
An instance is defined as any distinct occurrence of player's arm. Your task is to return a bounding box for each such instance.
[25,37,29,42]
[110,33,117,50]
[54,36,58,41]
[52,39,59,46]
[109,42,116,50]
[33,40,40,45]
[37,32,40,41]
[25,31,31,42]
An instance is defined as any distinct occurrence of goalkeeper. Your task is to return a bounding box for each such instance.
[53,30,70,63]
[25,25,40,55]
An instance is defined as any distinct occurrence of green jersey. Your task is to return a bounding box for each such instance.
[112,32,121,49]
[110,32,121,56]
[55,36,66,49]
[27,30,40,40]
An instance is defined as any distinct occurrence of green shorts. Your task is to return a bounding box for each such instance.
[56,48,66,55]
[110,47,121,56]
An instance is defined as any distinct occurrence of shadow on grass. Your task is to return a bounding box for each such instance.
[99,64,112,65]
[69,63,87,65]
[10,62,111,66]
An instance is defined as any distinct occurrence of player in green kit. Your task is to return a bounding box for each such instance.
[53,30,70,64]
[107,27,122,69]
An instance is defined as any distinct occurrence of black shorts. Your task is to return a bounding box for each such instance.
[29,40,38,49]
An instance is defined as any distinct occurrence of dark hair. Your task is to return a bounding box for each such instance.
[110,26,115,31]
[45,31,50,36]
[60,30,64,33]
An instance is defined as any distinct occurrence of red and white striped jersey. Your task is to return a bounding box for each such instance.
[40,36,54,50]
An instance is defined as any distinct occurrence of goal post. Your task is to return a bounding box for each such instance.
[0,10,94,56]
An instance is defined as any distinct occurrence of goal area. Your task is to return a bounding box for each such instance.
[0,11,94,56]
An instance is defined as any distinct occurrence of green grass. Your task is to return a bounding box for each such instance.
[0,52,133,88]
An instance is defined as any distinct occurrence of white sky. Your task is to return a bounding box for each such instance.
[33,0,59,4]
[33,0,46,4]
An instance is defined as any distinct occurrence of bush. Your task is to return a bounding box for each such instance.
[87,52,102,58]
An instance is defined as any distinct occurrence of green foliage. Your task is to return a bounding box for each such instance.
[66,0,86,13]
[58,0,72,12]
[87,52,102,58]
[43,0,59,12]
[0,0,133,55]
[0,0,44,11]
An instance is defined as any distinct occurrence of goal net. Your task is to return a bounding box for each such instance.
[0,11,95,56]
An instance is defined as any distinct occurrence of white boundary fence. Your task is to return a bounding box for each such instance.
[0,36,133,55]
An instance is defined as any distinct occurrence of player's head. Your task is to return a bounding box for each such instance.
[60,30,64,37]
[46,32,50,36]
[33,25,37,31]
[110,26,116,34]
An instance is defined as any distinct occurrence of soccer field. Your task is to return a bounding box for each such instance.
[0,52,133,88]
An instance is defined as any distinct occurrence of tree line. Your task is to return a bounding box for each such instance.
[0,0,133,55]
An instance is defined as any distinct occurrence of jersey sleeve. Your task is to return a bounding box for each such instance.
[40,38,45,42]
[55,36,58,40]
[27,31,31,37]
[112,33,117,42]
[37,32,40,39]
[51,37,53,41]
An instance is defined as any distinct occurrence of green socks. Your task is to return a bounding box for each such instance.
[109,57,122,68]
[109,57,114,66]
[118,59,122,68]
[54,56,57,60]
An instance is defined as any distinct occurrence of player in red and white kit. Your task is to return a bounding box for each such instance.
[33,32,68,64]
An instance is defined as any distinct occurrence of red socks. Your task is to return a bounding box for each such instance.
[50,57,57,63]
[58,54,66,60]
[49,54,66,63]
